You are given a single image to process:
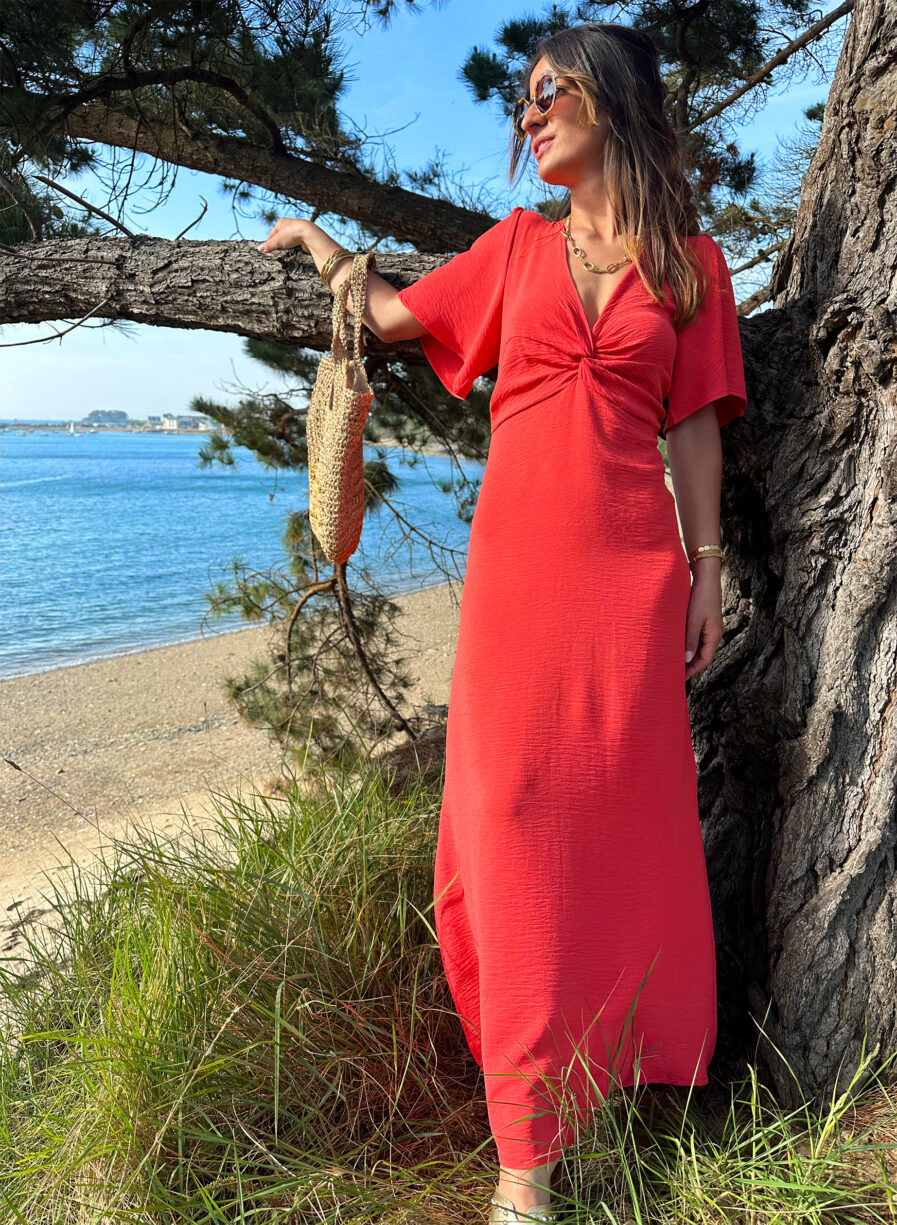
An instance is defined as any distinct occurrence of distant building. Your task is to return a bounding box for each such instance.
[155,412,212,431]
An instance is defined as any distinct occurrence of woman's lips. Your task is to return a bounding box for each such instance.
[534,137,554,159]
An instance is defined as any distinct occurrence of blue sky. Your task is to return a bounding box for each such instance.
[1,0,848,421]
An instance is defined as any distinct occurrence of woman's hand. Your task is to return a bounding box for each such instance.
[254,216,429,344]
[684,567,724,680]
[257,217,314,254]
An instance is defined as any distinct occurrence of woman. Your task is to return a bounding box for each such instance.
[259,21,747,1224]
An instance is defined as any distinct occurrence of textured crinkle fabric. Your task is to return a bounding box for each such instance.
[396,207,747,1169]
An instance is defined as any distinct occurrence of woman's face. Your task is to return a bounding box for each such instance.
[519,56,609,187]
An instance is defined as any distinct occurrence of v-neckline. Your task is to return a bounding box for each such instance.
[556,218,638,333]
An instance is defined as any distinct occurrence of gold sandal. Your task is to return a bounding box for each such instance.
[488,1189,558,1223]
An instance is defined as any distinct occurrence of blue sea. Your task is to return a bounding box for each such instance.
[0,427,482,680]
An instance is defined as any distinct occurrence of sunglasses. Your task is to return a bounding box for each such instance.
[512,70,561,141]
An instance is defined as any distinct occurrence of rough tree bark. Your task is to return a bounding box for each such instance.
[704,0,897,1106]
[0,0,892,1111]
[0,236,440,363]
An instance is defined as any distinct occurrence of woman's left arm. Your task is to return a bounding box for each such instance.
[665,402,727,681]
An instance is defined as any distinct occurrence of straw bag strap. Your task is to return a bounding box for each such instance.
[330,250,376,365]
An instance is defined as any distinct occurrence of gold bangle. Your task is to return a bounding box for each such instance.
[689,544,726,566]
[320,248,353,288]
[320,250,352,288]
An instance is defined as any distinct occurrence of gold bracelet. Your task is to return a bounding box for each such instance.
[320,247,353,289]
[689,544,726,567]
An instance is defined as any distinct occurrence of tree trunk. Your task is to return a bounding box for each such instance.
[705,0,897,1106]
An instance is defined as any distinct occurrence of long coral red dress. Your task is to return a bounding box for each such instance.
[396,207,747,1169]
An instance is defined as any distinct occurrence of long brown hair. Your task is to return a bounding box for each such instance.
[508,23,708,330]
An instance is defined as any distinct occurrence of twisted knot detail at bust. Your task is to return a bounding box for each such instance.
[489,335,664,437]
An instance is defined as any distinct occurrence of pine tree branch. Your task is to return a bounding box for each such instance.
[33,173,135,236]
[730,239,789,277]
[0,86,499,252]
[334,562,417,740]
[687,0,855,130]
[284,578,336,707]
[0,168,42,239]
[0,233,447,360]
[0,294,112,345]
[49,66,288,155]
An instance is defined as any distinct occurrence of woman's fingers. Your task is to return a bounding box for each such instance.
[257,217,298,254]
[684,617,721,679]
[258,228,283,254]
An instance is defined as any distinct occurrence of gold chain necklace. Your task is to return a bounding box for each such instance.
[562,215,632,274]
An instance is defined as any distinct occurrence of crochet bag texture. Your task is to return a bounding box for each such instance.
[307,249,376,563]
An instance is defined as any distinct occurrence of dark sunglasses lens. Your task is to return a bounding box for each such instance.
[513,74,556,137]
[536,75,556,112]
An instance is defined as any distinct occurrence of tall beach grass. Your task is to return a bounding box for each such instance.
[0,755,894,1223]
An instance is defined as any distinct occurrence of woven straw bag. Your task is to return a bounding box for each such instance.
[307,250,376,563]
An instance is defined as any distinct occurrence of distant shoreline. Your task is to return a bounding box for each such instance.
[1,425,211,434]
[2,424,457,458]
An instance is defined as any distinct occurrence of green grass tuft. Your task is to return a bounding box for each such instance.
[0,756,894,1224]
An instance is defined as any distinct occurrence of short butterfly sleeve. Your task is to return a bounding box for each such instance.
[396,206,524,400]
[663,235,747,432]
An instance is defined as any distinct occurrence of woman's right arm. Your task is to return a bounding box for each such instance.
[258,216,429,344]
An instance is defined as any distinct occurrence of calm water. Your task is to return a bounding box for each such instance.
[0,429,482,679]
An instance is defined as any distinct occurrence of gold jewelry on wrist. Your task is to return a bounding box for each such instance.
[689,544,726,568]
[320,247,354,288]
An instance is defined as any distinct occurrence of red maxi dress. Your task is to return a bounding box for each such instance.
[396,206,747,1169]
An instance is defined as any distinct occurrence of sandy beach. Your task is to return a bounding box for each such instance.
[0,580,462,959]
